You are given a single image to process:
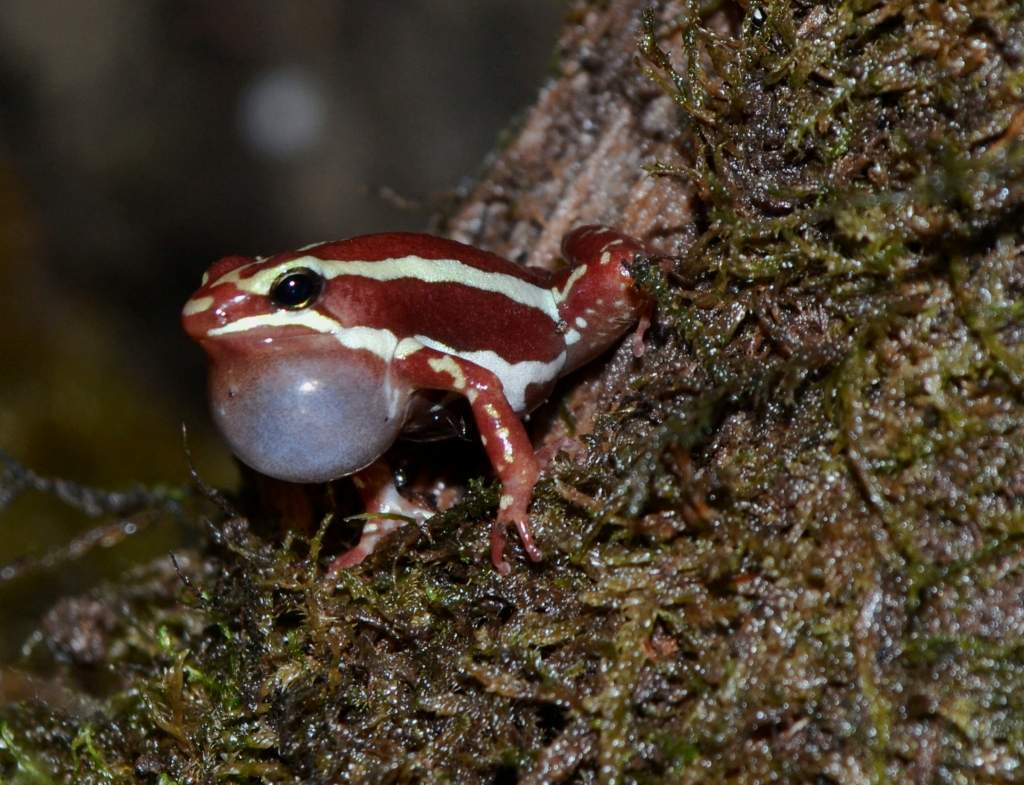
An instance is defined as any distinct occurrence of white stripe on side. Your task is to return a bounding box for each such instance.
[415,335,565,412]
[208,310,400,361]
[204,311,564,411]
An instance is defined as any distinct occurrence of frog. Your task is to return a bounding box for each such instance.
[182,226,652,574]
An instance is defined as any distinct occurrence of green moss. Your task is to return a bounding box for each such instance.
[3,0,1024,782]
[0,722,56,785]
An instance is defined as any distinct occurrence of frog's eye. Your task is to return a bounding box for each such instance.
[270,267,323,310]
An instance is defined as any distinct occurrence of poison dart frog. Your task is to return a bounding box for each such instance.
[182,226,652,574]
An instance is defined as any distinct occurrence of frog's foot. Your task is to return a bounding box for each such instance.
[631,304,653,357]
[489,493,543,576]
[534,435,582,470]
[326,460,431,574]
[328,517,409,572]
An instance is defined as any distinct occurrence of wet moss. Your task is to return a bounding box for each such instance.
[3,0,1024,782]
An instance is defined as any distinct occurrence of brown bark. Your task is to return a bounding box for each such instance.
[446,2,693,264]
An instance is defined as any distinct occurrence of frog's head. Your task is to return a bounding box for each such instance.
[182,250,408,483]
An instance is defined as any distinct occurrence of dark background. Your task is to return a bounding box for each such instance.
[0,1,561,660]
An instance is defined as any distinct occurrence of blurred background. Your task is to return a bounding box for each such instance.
[0,0,562,660]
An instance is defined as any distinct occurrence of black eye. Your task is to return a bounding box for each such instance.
[270,268,323,310]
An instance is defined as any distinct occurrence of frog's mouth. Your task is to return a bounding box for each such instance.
[206,351,409,484]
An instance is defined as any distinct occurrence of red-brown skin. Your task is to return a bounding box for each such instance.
[183,226,651,574]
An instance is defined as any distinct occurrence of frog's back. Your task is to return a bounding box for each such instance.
[313,233,551,285]
[303,234,566,367]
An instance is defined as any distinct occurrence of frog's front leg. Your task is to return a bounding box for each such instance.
[393,343,543,574]
[327,460,432,573]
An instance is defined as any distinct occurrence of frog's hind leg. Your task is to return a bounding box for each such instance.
[327,460,431,573]
[391,344,545,575]
[554,225,652,372]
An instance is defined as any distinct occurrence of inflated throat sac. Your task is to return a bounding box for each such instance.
[208,353,407,484]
